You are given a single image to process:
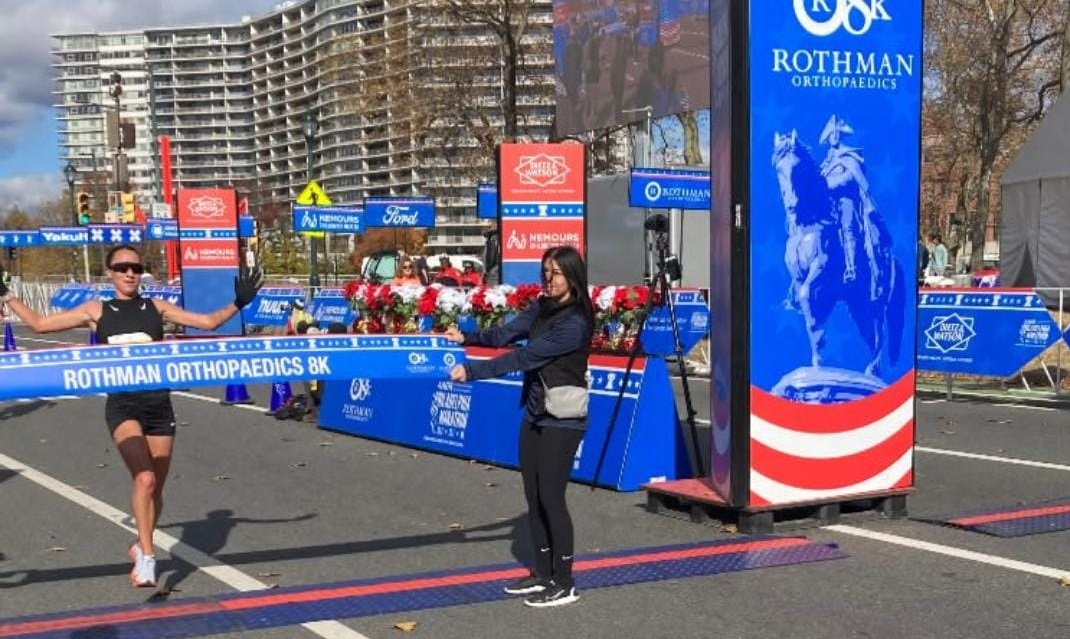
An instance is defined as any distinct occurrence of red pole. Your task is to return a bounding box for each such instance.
[159,135,178,282]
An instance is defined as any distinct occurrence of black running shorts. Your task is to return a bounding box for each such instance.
[105,391,176,437]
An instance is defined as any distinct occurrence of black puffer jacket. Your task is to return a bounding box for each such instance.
[462,297,591,430]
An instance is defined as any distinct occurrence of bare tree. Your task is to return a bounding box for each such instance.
[1062,0,1070,89]
[925,0,1064,270]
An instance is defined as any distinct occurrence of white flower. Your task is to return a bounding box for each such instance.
[461,287,477,314]
[437,287,466,312]
[596,286,617,311]
[391,283,424,303]
[485,288,510,309]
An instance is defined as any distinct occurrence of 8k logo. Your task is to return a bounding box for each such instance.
[793,0,891,36]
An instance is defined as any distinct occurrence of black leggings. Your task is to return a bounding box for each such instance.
[519,420,585,588]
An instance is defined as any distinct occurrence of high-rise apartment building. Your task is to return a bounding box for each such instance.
[52,0,554,255]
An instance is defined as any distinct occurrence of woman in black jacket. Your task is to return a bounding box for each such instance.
[446,245,593,608]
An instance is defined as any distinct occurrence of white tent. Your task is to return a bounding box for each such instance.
[1000,92,1070,289]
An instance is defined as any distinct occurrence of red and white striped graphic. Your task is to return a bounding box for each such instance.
[749,372,914,507]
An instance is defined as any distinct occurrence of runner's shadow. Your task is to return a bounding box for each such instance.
[0,514,525,592]
[0,400,55,421]
[151,508,316,601]
[0,469,19,485]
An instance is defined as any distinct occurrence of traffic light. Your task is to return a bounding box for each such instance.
[77,191,91,225]
[121,192,136,224]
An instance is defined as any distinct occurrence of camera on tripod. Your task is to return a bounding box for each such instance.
[644,213,682,282]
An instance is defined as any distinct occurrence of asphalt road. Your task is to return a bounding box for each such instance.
[1,326,1069,638]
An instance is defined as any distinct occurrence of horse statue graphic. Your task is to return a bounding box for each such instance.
[771,118,905,400]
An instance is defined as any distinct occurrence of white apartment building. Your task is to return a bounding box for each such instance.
[52,0,554,254]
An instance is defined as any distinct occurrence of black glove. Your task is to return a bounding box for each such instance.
[0,266,9,299]
[233,266,264,309]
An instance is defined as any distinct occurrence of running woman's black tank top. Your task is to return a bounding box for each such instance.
[95,296,164,345]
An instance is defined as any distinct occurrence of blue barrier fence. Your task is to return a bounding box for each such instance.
[917,288,1063,379]
[318,349,691,491]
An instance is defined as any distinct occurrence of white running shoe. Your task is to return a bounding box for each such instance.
[131,554,157,588]
[128,542,143,563]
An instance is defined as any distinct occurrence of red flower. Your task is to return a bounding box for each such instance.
[417,286,439,316]
[507,283,542,311]
[342,279,361,300]
[469,287,492,313]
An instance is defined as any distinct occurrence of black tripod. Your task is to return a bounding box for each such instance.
[591,215,704,487]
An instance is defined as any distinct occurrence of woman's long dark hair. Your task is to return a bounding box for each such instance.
[542,245,594,330]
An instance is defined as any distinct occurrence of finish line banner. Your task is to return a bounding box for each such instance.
[0,335,463,402]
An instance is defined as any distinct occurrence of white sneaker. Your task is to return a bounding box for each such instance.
[524,584,579,608]
[128,542,143,563]
[131,554,157,587]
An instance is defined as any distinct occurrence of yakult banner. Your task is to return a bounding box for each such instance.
[499,142,586,285]
[746,0,921,507]
[177,188,242,336]
[0,335,463,402]
[87,225,144,245]
[38,227,89,246]
[0,231,42,247]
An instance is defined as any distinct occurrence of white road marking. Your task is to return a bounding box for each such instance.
[11,336,83,346]
[825,525,1070,581]
[0,454,369,639]
[173,390,269,413]
[919,399,946,404]
[916,446,1070,472]
[989,403,1056,411]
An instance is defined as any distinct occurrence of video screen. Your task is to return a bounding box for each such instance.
[553,0,711,135]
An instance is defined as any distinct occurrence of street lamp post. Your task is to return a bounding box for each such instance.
[302,110,321,291]
[63,162,90,282]
[109,71,123,194]
[63,162,77,227]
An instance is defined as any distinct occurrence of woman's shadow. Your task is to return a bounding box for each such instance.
[152,508,315,600]
[151,510,536,602]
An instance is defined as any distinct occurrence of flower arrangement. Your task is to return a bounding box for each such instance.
[338,280,658,345]
[343,281,534,334]
[465,284,517,330]
[589,284,658,352]
[434,286,467,330]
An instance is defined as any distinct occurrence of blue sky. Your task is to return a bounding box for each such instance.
[0,1,710,212]
[0,0,275,211]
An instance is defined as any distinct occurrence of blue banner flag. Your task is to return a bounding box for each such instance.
[477,184,498,220]
[239,216,255,238]
[146,219,179,240]
[309,288,355,327]
[363,197,436,228]
[242,287,305,327]
[38,227,89,246]
[0,231,41,247]
[917,290,1059,377]
[50,284,97,310]
[628,168,712,210]
[0,335,463,402]
[88,225,145,245]
[640,289,711,356]
[293,206,364,234]
[142,286,182,305]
